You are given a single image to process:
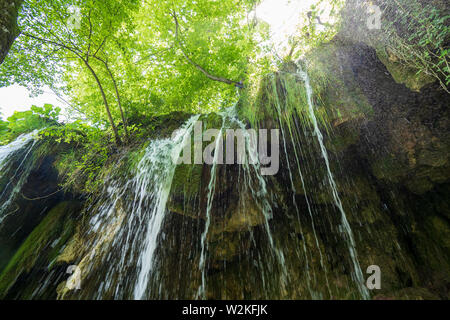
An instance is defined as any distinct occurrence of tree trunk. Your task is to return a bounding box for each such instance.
[101,60,129,140]
[0,0,24,64]
[82,60,122,145]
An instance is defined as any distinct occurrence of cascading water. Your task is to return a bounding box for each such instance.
[5,67,380,300]
[59,83,369,300]
[197,105,288,299]
[269,74,329,299]
[197,112,224,299]
[298,67,370,300]
[133,115,202,299]
[0,131,39,224]
[59,108,289,300]
[226,106,289,289]
[77,115,200,299]
[5,75,376,300]
[263,64,370,299]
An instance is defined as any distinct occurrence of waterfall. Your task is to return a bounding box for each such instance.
[269,75,326,298]
[0,131,39,224]
[82,115,200,299]
[226,106,289,290]
[197,112,224,299]
[298,68,370,300]
[133,117,200,299]
[70,109,288,300]
[7,75,371,300]
[197,105,288,299]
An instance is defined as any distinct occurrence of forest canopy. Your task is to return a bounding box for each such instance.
[0,0,269,142]
[0,0,351,145]
[0,0,447,147]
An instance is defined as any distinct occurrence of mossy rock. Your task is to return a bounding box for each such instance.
[168,163,204,219]
[307,39,374,125]
[0,201,80,298]
[404,176,434,195]
[376,49,436,93]
[371,154,408,182]
[325,124,360,153]
[168,111,238,218]
[374,287,440,300]
[209,231,250,262]
[170,164,204,198]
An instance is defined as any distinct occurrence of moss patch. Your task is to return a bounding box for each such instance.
[0,201,79,298]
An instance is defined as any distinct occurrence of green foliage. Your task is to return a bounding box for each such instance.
[41,121,113,193]
[1,0,445,192]
[0,0,140,144]
[0,0,269,144]
[289,0,345,60]
[0,104,60,145]
[0,117,8,142]
[0,0,138,92]
[378,0,450,92]
[67,0,262,119]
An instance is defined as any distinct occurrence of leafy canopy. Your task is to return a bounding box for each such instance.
[0,104,60,145]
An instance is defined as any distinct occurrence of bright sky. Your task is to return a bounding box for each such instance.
[255,0,317,45]
[0,0,322,121]
[254,0,326,54]
[0,84,69,120]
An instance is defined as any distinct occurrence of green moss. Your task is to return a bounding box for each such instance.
[377,49,436,92]
[326,125,360,153]
[170,163,203,199]
[125,141,150,172]
[405,177,434,195]
[307,41,374,124]
[371,154,408,182]
[169,111,227,200]
[430,216,450,249]
[0,201,78,297]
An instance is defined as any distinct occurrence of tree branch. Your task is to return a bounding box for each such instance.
[86,9,93,61]
[90,54,130,140]
[92,36,108,57]
[171,11,244,88]
[22,32,82,57]
[23,32,123,145]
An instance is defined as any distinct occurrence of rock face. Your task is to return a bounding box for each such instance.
[0,1,448,300]
[299,0,450,299]
[307,41,450,298]
[0,138,83,299]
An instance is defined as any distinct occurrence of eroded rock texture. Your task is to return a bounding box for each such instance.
[0,0,448,300]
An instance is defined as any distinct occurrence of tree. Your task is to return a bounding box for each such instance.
[0,0,139,145]
[0,104,60,145]
[170,10,244,88]
[0,0,24,64]
[1,0,268,135]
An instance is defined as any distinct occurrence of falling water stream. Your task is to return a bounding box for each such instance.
[298,67,370,299]
[0,131,39,224]
[0,68,373,300]
[198,105,288,299]
[197,111,225,299]
[83,115,200,299]
[62,76,370,299]
[133,115,201,299]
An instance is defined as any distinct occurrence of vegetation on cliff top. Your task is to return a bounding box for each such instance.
[0,0,448,192]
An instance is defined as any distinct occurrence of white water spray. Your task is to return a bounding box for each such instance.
[198,105,288,299]
[299,68,370,299]
[0,131,39,223]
